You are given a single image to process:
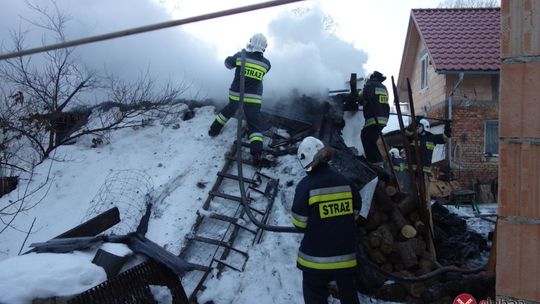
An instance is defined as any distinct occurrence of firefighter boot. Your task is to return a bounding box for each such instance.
[208,120,223,137]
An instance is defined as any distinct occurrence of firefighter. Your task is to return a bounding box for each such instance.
[291,136,361,304]
[405,118,451,177]
[360,71,389,168]
[208,33,271,160]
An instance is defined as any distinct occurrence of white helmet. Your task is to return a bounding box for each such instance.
[247,33,267,53]
[297,136,324,172]
[419,118,430,133]
[389,148,400,159]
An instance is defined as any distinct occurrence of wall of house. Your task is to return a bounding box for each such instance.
[410,39,447,114]
[445,75,499,189]
[402,30,501,191]
[497,1,540,302]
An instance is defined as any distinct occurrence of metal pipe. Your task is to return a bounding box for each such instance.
[0,0,304,61]
[448,72,464,166]
[235,49,300,234]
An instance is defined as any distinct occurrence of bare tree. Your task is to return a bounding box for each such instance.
[0,1,191,165]
[0,1,191,235]
[0,1,97,162]
[438,0,500,8]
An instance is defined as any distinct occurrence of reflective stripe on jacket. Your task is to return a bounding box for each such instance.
[225,51,271,100]
[362,80,390,127]
[405,129,448,173]
[291,164,361,273]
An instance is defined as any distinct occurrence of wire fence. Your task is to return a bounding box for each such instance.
[82,169,154,235]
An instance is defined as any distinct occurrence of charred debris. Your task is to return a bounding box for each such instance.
[26,95,494,303]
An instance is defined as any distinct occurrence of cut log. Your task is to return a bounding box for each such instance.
[368,249,387,265]
[409,211,420,223]
[374,184,395,213]
[377,224,394,254]
[414,221,426,235]
[389,208,409,230]
[394,241,418,268]
[385,185,398,197]
[416,258,435,276]
[400,225,417,239]
[368,230,383,248]
[380,243,394,255]
[364,211,384,231]
[397,194,417,215]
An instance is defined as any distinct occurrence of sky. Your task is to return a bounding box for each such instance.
[0,103,494,303]
[0,0,444,105]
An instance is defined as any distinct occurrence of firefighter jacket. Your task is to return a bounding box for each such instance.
[291,163,361,274]
[225,51,271,105]
[362,79,389,127]
[405,129,449,173]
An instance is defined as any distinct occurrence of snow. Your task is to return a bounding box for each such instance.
[0,104,493,304]
[100,243,132,257]
[0,252,106,304]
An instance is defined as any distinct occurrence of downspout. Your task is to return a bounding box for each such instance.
[448,72,464,167]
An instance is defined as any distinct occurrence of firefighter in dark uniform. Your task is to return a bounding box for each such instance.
[208,33,271,160]
[360,71,389,168]
[291,136,361,304]
[405,118,451,177]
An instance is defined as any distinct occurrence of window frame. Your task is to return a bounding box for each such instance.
[420,53,429,90]
[484,120,499,156]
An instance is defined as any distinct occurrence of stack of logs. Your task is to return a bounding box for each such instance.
[357,182,494,303]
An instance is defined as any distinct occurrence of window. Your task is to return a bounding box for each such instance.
[420,54,429,90]
[484,120,499,156]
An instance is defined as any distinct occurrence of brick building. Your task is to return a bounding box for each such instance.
[396,8,500,191]
[497,1,540,302]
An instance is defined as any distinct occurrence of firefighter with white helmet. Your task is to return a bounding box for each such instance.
[292,136,361,304]
[405,117,451,175]
[208,33,271,161]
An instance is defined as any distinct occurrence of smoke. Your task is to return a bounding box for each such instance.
[0,0,228,102]
[265,7,368,100]
[0,1,368,105]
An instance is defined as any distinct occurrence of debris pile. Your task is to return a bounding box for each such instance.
[311,104,494,303]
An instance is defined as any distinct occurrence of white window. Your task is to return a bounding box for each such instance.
[420,54,429,90]
[484,120,499,156]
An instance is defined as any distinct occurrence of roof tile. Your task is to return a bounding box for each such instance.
[412,8,500,72]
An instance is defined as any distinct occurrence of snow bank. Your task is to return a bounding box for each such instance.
[0,252,106,304]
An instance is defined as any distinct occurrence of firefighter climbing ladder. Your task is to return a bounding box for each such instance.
[178,142,279,301]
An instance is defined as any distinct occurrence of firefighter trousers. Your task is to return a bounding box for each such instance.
[361,125,384,165]
[302,272,359,304]
[210,98,264,156]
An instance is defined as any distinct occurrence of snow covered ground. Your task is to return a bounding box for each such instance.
[0,104,493,304]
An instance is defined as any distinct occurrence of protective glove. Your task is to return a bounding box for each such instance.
[444,122,452,137]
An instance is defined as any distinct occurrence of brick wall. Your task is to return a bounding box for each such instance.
[422,87,499,189]
[497,1,540,301]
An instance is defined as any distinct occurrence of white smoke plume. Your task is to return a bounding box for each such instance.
[0,1,368,104]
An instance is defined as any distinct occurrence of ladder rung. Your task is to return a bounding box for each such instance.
[187,235,248,257]
[225,155,257,166]
[217,172,258,185]
[210,191,241,202]
[209,213,257,234]
[208,192,265,215]
[212,258,243,272]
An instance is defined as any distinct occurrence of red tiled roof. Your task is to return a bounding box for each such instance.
[412,8,500,72]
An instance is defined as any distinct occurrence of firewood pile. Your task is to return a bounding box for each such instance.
[357,182,493,303]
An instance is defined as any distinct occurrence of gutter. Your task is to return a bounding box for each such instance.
[448,72,464,167]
